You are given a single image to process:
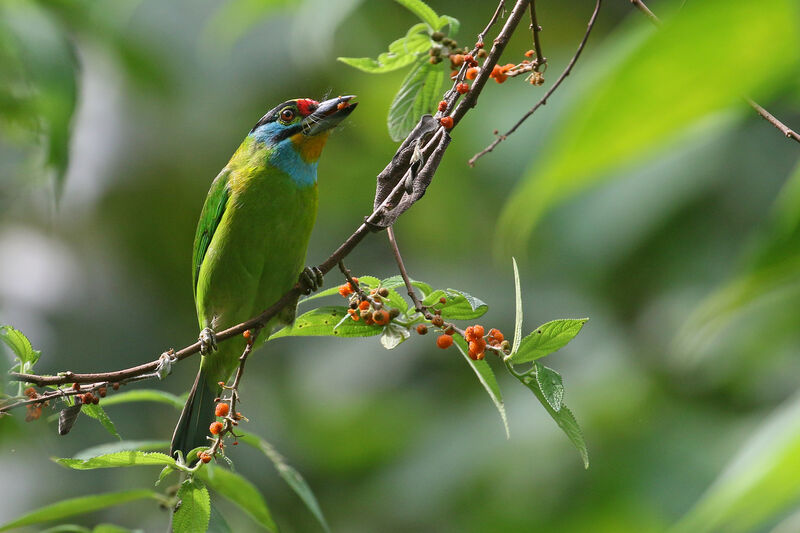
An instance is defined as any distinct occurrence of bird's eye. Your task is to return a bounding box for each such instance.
[280,108,295,122]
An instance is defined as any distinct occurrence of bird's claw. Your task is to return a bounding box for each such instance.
[199,327,217,355]
[298,266,324,295]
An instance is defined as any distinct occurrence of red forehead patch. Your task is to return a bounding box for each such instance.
[296,99,319,117]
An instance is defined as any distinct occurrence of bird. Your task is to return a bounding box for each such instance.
[170,95,357,457]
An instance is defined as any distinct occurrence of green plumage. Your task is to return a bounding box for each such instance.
[171,95,356,457]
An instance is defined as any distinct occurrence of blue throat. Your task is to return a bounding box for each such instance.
[250,123,318,187]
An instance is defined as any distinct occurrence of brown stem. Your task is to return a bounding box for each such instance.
[529,1,546,72]
[630,0,660,25]
[747,98,800,144]
[386,226,425,314]
[469,0,601,166]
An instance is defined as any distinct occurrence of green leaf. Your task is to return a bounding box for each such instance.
[497,0,800,252]
[380,275,433,298]
[271,306,383,339]
[81,403,121,440]
[380,323,410,350]
[73,440,169,460]
[0,490,159,531]
[511,258,523,355]
[388,58,443,141]
[300,275,380,304]
[208,502,233,533]
[520,371,589,468]
[55,451,175,470]
[39,526,91,533]
[174,479,210,533]
[422,289,489,320]
[0,325,40,368]
[671,392,800,533]
[197,465,277,532]
[453,336,509,438]
[239,433,331,533]
[512,319,588,364]
[535,363,564,412]
[99,389,185,411]
[439,15,460,35]
[339,23,430,74]
[394,0,441,30]
[92,526,136,533]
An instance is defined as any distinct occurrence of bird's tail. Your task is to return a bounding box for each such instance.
[170,366,219,459]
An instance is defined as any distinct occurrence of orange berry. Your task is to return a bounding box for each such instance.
[24,387,36,397]
[437,334,454,349]
[432,316,444,327]
[112,382,120,390]
[373,309,390,326]
[465,326,475,341]
[338,285,353,297]
[476,41,484,49]
[440,116,454,129]
[450,54,464,66]
[349,309,360,321]
[468,338,487,360]
[494,74,507,84]
[243,329,251,339]
[337,101,349,111]
[215,403,230,417]
[456,83,469,94]
[438,100,447,112]
[473,325,485,338]
[466,67,478,80]
[501,63,515,73]
[199,452,212,463]
[209,421,224,435]
[439,297,447,304]
[464,54,476,66]
[359,300,370,311]
[98,387,107,398]
[489,328,504,342]
[490,65,502,78]
[416,324,428,335]
[525,49,534,58]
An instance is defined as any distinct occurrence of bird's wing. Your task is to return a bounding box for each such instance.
[192,168,231,297]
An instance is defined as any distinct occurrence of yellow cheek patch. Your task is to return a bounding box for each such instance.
[290,132,331,163]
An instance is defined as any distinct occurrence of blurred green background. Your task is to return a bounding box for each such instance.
[2,0,800,531]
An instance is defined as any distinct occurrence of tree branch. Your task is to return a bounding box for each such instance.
[529,1,546,72]
[469,0,601,165]
[2,0,535,415]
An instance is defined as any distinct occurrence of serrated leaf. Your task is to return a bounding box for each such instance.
[453,336,509,438]
[512,318,588,364]
[339,23,430,74]
[380,323,410,350]
[535,363,564,411]
[512,258,523,355]
[82,403,121,440]
[55,451,175,470]
[197,465,276,532]
[394,0,441,30]
[271,306,383,339]
[388,58,443,141]
[422,289,488,320]
[520,372,588,468]
[0,490,159,532]
[174,479,210,533]
[239,433,331,533]
[73,440,169,461]
[0,325,40,367]
[99,389,185,411]
[380,275,433,297]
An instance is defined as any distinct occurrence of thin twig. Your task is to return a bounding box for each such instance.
[469,0,601,165]
[747,98,800,143]
[338,260,368,300]
[630,0,660,25]
[529,1,546,72]
[386,226,425,313]
[478,1,506,45]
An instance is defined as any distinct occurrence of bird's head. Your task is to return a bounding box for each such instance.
[249,95,357,164]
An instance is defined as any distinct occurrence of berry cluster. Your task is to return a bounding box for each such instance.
[199,389,246,464]
[23,387,46,421]
[340,280,401,327]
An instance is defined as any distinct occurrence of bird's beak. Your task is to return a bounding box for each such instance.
[302,95,357,136]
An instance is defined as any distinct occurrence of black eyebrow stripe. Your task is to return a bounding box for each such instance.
[250,100,300,133]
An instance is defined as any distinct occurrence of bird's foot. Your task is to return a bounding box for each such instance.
[298,266,324,295]
[199,327,218,355]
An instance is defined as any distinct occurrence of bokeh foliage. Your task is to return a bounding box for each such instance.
[2,0,800,531]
